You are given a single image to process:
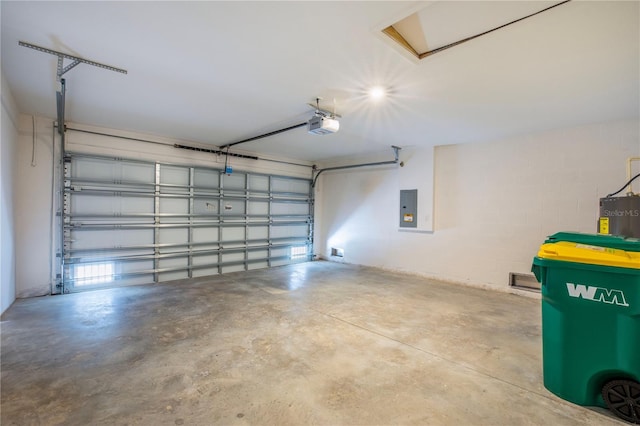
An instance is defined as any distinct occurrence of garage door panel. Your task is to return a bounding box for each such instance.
[118,260,155,275]
[121,163,155,183]
[271,202,309,215]
[221,227,245,241]
[68,259,155,288]
[271,225,308,239]
[71,157,112,180]
[72,158,154,183]
[70,249,152,262]
[193,243,219,251]
[193,254,218,266]
[248,201,268,215]
[248,249,268,260]
[222,173,246,190]
[193,199,218,215]
[160,271,186,281]
[222,242,246,252]
[159,198,189,215]
[193,228,219,243]
[249,175,269,191]
[70,229,154,250]
[221,200,245,216]
[158,257,188,269]
[71,195,110,215]
[160,165,189,186]
[194,169,219,188]
[158,258,189,281]
[248,261,269,270]
[71,158,117,180]
[271,177,309,194]
[121,197,154,214]
[71,195,154,216]
[221,264,244,274]
[192,267,219,278]
[270,247,289,258]
[221,252,245,263]
[248,226,268,240]
[118,276,154,286]
[158,228,188,245]
[270,258,292,267]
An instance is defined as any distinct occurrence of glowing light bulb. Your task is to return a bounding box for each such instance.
[368,86,387,101]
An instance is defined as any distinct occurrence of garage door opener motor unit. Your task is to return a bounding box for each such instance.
[307,98,340,135]
[307,115,339,135]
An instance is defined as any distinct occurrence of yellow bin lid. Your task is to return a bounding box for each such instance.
[537,241,640,269]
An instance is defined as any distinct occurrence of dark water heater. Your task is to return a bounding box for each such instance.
[598,196,640,238]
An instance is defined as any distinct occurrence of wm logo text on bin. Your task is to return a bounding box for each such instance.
[566,283,629,307]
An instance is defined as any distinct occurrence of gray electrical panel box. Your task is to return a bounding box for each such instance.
[399,189,417,228]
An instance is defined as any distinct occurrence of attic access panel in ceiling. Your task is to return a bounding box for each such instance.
[382,1,568,60]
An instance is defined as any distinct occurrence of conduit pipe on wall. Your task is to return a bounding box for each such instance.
[627,157,640,194]
[56,79,66,293]
[50,121,57,295]
[311,146,403,187]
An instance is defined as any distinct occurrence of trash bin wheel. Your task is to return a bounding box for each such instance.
[602,379,640,424]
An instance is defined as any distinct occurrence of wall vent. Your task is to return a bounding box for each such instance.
[509,272,540,292]
[331,247,344,257]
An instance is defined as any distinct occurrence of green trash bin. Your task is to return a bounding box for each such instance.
[532,234,640,424]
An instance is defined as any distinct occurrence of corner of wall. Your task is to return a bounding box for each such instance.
[1,69,20,314]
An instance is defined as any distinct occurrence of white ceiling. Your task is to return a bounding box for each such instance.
[1,1,638,162]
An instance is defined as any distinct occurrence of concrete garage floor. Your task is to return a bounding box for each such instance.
[1,261,623,425]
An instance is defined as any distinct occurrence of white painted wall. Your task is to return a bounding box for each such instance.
[14,115,55,298]
[1,71,19,314]
[13,117,313,298]
[315,119,640,291]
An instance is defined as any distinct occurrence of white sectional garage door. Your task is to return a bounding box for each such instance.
[62,153,313,292]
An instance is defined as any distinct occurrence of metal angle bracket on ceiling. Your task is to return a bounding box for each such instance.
[19,41,128,81]
[19,41,128,138]
[306,103,342,119]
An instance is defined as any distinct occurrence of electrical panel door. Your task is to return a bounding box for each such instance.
[400,189,417,228]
